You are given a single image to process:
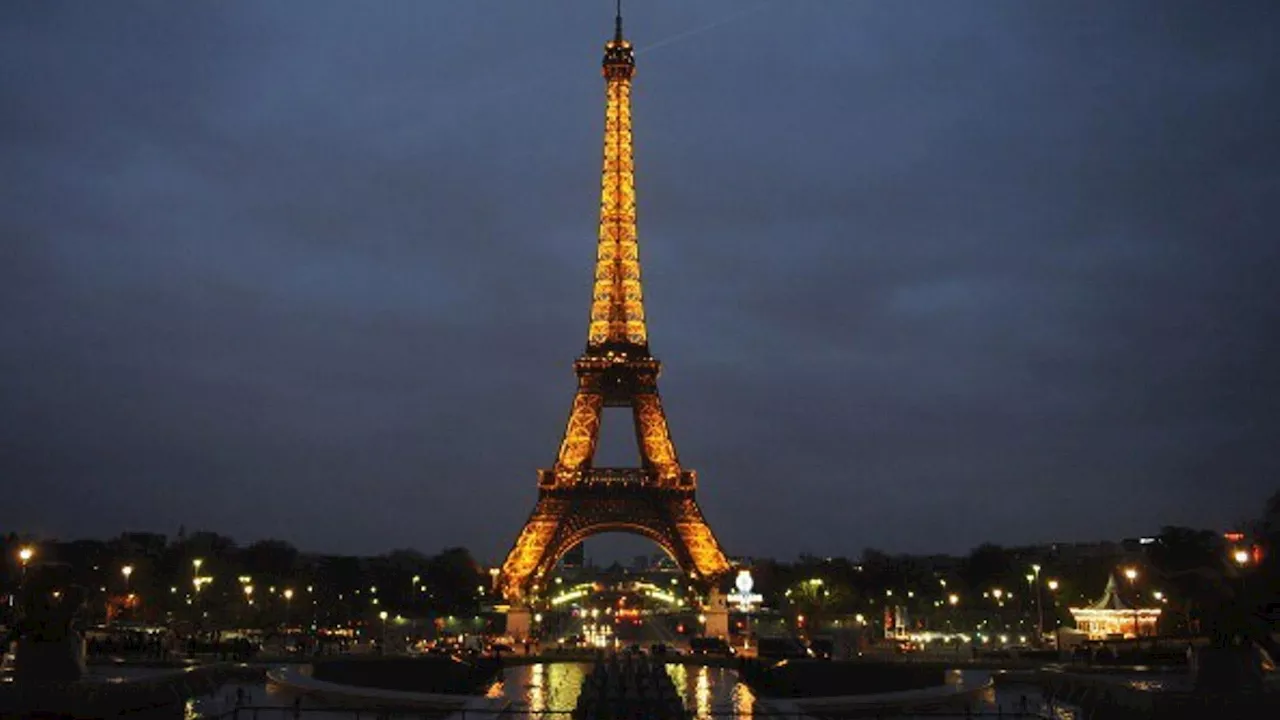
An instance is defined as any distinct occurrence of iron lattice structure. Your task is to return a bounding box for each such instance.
[499,12,730,603]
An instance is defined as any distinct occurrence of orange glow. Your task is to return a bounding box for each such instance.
[495,15,729,605]
[588,51,646,347]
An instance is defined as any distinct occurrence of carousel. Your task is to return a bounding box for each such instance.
[1068,573,1161,639]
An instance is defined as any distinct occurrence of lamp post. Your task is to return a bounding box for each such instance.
[1123,568,1139,638]
[120,565,135,622]
[284,588,294,627]
[379,610,389,654]
[1046,580,1060,649]
[1031,565,1043,646]
[18,546,34,579]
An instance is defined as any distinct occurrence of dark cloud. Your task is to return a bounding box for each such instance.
[2,1,1277,562]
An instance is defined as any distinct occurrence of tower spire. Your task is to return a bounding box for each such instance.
[591,1,644,350]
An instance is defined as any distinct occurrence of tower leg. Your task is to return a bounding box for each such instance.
[632,393,680,483]
[553,390,604,483]
[506,607,532,642]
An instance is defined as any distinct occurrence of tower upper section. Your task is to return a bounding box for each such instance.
[587,8,647,352]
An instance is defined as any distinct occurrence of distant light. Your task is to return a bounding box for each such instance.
[379,610,389,621]
[948,594,959,606]
[1047,580,1060,591]
[1233,549,1250,566]
[121,565,134,579]
[1124,568,1138,581]
[19,547,34,563]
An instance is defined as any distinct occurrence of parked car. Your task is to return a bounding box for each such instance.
[689,636,736,657]
[756,636,810,661]
[808,638,834,660]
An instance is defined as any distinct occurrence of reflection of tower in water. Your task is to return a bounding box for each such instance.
[695,665,711,718]
[665,664,753,719]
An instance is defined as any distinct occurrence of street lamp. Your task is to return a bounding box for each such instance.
[244,585,254,607]
[1233,549,1250,566]
[121,564,134,588]
[1029,564,1044,646]
[18,546,34,579]
[1122,568,1139,638]
[1046,579,1061,649]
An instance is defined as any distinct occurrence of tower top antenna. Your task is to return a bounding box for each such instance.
[615,0,624,42]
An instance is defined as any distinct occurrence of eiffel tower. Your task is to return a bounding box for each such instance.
[498,7,730,603]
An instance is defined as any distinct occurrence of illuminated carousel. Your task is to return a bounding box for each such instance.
[1068,573,1161,639]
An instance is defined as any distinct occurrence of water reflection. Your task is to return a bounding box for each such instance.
[695,665,711,718]
[730,679,755,719]
[502,662,588,712]
[500,662,752,717]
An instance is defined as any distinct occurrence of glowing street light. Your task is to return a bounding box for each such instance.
[1233,549,1250,566]
[1122,568,1139,638]
[992,588,1003,600]
[948,594,960,606]
[1029,564,1044,646]
[121,565,134,590]
[1047,579,1060,591]
[18,546,34,581]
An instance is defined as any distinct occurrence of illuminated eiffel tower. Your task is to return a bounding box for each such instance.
[498,6,730,603]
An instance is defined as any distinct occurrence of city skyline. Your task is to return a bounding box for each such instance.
[3,2,1278,562]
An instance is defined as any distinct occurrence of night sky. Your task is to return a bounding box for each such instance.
[3,1,1278,564]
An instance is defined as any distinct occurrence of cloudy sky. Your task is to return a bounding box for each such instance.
[3,1,1277,564]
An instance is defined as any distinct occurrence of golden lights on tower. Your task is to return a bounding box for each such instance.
[589,24,646,348]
